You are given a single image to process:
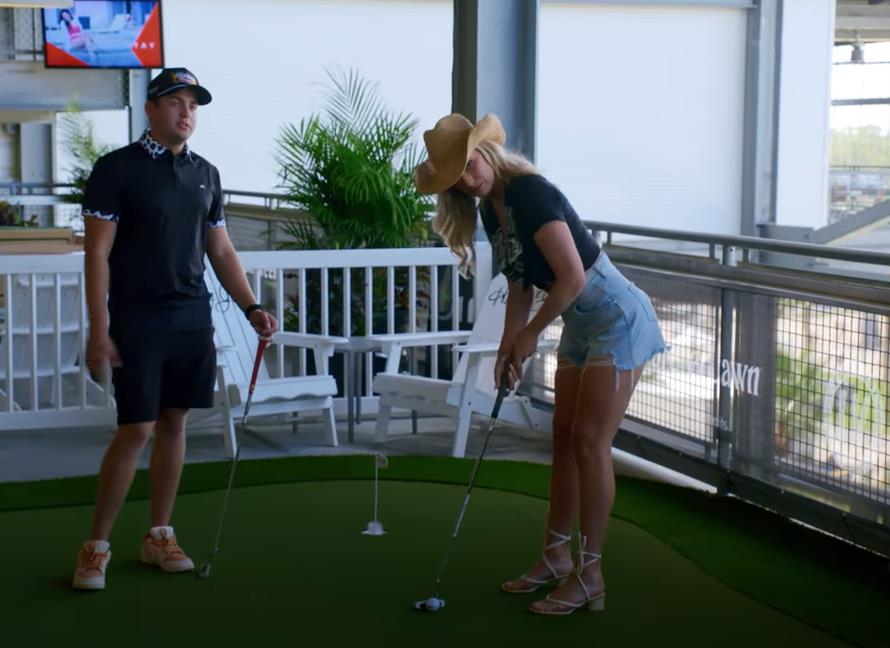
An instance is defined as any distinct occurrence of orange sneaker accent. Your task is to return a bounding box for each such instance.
[72,540,111,590]
[140,527,194,573]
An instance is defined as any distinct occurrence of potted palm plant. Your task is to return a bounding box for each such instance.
[277,68,432,251]
[276,68,435,337]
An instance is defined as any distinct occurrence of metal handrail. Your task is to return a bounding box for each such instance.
[8,182,890,266]
[586,220,890,266]
[0,182,75,195]
[223,189,290,201]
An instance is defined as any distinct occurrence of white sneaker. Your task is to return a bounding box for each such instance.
[140,526,194,573]
[72,540,111,590]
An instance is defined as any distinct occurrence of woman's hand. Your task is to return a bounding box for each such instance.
[509,328,539,382]
[495,327,538,389]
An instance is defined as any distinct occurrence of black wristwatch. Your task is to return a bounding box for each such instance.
[243,303,264,320]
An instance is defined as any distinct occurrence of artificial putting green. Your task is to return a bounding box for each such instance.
[1,456,888,648]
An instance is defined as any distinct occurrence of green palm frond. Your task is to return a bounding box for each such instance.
[276,68,434,251]
[58,103,114,205]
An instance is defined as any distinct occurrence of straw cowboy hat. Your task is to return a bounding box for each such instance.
[414,113,506,194]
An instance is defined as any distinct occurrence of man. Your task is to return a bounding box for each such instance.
[72,68,277,590]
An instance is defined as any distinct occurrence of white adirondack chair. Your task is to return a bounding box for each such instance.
[371,273,554,457]
[206,268,347,458]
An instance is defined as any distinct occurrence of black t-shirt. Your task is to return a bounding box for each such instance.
[82,131,226,332]
[480,174,600,290]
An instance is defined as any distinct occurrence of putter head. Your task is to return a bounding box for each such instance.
[196,562,212,580]
[412,597,445,612]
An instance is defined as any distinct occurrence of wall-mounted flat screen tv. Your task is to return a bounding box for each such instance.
[43,1,163,69]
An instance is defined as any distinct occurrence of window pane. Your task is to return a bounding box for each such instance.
[538,4,747,234]
[832,43,890,101]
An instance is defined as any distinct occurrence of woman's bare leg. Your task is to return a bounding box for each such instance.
[530,365,640,612]
[502,359,581,591]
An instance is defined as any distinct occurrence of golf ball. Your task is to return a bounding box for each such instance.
[412,597,446,611]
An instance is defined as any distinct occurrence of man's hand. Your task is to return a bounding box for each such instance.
[86,334,122,381]
[248,309,278,340]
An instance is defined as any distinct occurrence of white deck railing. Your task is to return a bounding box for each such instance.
[0,245,491,432]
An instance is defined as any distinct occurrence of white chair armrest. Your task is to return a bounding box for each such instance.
[274,332,348,373]
[452,342,499,355]
[274,332,349,348]
[367,331,473,374]
[275,332,349,370]
[366,331,472,350]
[453,338,558,355]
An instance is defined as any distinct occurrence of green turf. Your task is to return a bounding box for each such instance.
[1,455,888,647]
[0,481,857,647]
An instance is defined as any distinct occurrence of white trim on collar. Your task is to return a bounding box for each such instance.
[138,130,193,161]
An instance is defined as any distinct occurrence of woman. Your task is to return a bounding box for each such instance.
[59,9,98,56]
[414,113,666,615]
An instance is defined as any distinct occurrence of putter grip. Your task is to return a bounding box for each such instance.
[248,339,269,395]
[491,372,511,420]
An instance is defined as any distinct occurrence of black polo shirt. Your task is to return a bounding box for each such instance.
[82,130,226,333]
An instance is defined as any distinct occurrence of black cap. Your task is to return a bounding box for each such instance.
[147,68,212,105]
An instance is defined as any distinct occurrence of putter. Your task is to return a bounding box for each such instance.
[413,373,511,612]
[197,337,269,580]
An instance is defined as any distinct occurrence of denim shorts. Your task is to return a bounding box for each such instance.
[558,252,667,371]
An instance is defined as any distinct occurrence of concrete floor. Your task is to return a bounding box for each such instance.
[0,410,713,491]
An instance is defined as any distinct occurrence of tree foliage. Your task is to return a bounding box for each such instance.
[830,126,890,167]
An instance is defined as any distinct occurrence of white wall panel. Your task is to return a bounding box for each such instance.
[538,4,747,235]
[776,0,834,229]
[161,0,453,193]
[0,126,16,182]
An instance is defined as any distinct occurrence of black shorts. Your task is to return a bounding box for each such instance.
[110,327,216,425]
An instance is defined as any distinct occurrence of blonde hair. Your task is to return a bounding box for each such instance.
[434,141,538,274]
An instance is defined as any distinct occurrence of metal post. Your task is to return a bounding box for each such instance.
[128,69,149,142]
[452,0,538,160]
[716,245,737,484]
[740,0,781,237]
[733,290,777,483]
[346,350,354,444]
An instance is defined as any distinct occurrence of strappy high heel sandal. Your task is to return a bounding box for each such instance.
[529,535,605,615]
[501,529,573,594]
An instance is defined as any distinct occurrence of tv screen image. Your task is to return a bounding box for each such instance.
[43,1,163,69]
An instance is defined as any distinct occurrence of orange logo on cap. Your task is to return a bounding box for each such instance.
[171,71,196,85]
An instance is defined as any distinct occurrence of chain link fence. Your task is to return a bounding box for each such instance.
[524,231,890,556]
